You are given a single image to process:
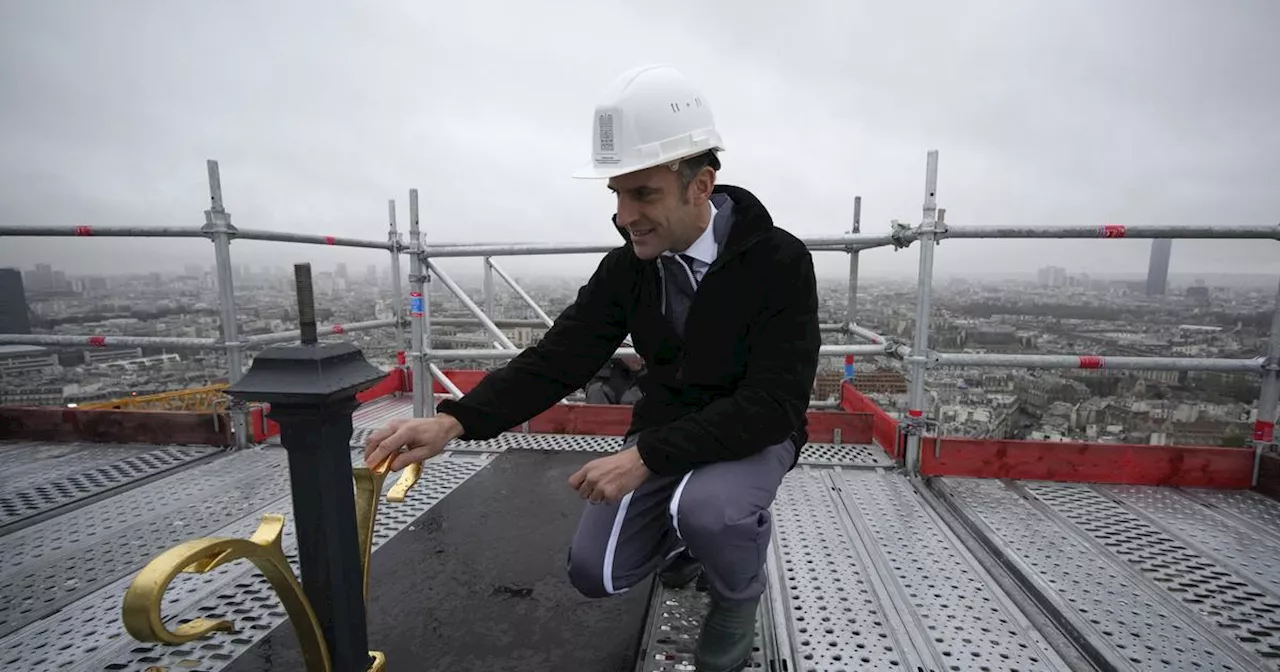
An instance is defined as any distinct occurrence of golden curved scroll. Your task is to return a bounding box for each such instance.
[121,513,332,671]
[121,453,419,672]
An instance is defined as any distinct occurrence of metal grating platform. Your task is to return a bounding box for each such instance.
[763,467,1072,672]
[0,441,220,530]
[7,422,1277,672]
[936,477,1280,671]
[352,395,412,429]
[635,583,770,671]
[0,447,491,672]
[354,428,893,468]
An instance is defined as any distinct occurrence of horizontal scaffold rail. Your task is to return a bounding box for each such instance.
[3,222,1275,254]
[931,352,1265,373]
[425,343,895,361]
[0,333,220,348]
[241,318,399,346]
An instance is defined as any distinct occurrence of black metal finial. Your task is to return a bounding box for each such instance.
[295,263,317,345]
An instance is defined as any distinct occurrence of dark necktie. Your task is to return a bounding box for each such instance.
[660,255,699,336]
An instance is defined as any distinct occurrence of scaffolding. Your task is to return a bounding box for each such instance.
[1,153,1276,479]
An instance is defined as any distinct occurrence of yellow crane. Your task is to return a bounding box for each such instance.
[79,384,230,412]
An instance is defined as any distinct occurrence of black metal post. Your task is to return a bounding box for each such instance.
[226,263,386,672]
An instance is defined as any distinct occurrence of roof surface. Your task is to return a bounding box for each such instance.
[2,397,1279,671]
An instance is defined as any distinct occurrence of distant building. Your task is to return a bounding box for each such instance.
[1146,239,1172,296]
[812,368,845,401]
[1037,265,1068,288]
[851,369,909,395]
[0,268,32,334]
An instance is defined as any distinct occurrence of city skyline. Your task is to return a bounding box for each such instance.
[2,3,1278,281]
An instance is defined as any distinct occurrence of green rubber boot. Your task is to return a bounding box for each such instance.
[694,596,758,672]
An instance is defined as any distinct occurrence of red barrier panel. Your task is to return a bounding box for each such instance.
[356,369,405,403]
[920,436,1254,489]
[804,411,874,444]
[0,406,230,447]
[840,382,901,457]
[432,370,488,395]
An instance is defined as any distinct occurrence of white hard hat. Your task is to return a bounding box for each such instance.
[572,64,724,179]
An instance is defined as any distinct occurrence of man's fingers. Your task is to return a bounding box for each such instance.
[363,427,395,457]
[568,468,587,490]
[366,427,412,468]
[390,446,435,472]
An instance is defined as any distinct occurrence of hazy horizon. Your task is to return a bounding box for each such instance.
[2,1,1277,284]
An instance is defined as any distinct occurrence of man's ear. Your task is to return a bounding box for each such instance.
[696,167,716,201]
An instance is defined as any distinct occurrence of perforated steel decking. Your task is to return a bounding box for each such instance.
[0,442,492,672]
[935,477,1280,671]
[5,429,1279,672]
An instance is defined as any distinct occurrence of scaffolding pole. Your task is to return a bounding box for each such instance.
[0,225,208,238]
[1254,277,1280,485]
[905,151,941,475]
[932,352,1263,373]
[938,222,1280,241]
[424,260,517,350]
[432,317,551,329]
[202,160,249,449]
[847,323,886,344]
[421,233,907,259]
[408,189,430,418]
[847,196,862,335]
[487,258,555,328]
[0,334,219,348]
[483,256,496,319]
[388,200,405,354]
[231,228,395,250]
[241,319,398,346]
[426,343,891,362]
[429,363,465,400]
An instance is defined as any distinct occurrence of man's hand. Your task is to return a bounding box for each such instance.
[363,415,464,472]
[568,446,651,505]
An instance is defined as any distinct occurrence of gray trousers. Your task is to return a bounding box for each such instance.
[566,437,795,605]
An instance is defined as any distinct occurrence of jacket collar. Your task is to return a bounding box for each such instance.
[610,183,774,259]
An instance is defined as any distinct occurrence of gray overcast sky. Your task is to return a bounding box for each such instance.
[1,0,1277,283]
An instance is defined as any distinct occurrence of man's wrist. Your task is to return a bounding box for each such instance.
[626,444,651,474]
[437,413,465,441]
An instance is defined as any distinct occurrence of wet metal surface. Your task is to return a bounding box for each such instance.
[224,450,652,672]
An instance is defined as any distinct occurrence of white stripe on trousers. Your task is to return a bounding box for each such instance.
[668,472,694,540]
[601,491,634,595]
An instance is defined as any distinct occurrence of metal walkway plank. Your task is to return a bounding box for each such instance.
[0,442,220,530]
[939,477,1273,672]
[352,395,412,429]
[0,449,286,639]
[830,469,1070,672]
[0,450,491,672]
[1097,485,1280,661]
[633,583,771,672]
[769,466,920,671]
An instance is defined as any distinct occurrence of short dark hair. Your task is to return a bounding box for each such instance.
[675,150,721,196]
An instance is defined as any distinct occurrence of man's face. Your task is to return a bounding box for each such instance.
[608,163,714,260]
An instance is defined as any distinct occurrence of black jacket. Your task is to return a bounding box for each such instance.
[436,184,821,476]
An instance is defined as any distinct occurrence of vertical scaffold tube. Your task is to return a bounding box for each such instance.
[845,196,862,384]
[408,189,431,418]
[203,160,249,449]
[483,256,496,318]
[388,200,405,357]
[847,196,862,335]
[904,151,940,474]
[1253,276,1280,485]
